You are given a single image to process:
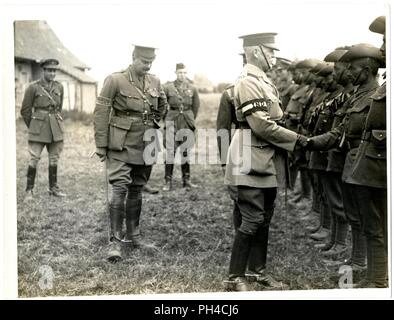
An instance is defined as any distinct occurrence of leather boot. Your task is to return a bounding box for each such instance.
[352,227,367,268]
[124,198,155,249]
[163,163,174,191]
[182,163,196,189]
[48,165,66,197]
[368,238,388,287]
[124,198,142,246]
[315,215,336,250]
[24,166,36,202]
[247,225,269,273]
[225,230,252,291]
[107,205,124,262]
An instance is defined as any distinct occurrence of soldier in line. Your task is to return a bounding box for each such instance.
[284,59,317,205]
[301,62,333,242]
[277,58,298,111]
[309,47,353,260]
[94,45,168,262]
[162,63,200,191]
[224,33,309,291]
[20,58,66,201]
[306,43,383,280]
[350,16,387,288]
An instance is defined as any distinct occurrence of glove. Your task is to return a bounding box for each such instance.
[96,147,107,162]
[296,134,311,148]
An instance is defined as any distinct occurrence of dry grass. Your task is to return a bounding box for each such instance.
[17,93,347,297]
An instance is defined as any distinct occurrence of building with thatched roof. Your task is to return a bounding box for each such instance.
[14,20,97,114]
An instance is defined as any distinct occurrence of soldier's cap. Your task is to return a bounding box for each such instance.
[176,63,186,71]
[316,62,334,76]
[40,58,59,69]
[369,16,385,35]
[239,33,279,51]
[288,59,300,71]
[295,58,320,69]
[276,57,292,69]
[339,43,384,67]
[324,48,349,62]
[133,45,156,61]
[311,61,327,74]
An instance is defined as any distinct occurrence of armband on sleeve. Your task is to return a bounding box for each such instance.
[240,99,269,116]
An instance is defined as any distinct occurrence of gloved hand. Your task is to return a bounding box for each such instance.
[96,147,107,162]
[296,134,312,148]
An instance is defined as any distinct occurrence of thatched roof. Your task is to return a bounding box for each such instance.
[14,20,90,71]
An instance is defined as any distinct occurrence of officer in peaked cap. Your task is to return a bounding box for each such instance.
[93,44,168,262]
[306,43,382,275]
[20,57,66,201]
[223,33,308,291]
[350,16,387,288]
[162,62,200,191]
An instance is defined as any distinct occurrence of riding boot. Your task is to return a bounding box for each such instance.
[225,230,252,291]
[107,205,124,262]
[24,166,36,201]
[48,165,66,197]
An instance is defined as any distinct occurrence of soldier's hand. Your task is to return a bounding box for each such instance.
[95,147,107,162]
[296,134,312,148]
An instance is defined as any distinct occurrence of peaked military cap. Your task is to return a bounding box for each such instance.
[40,58,59,69]
[311,61,326,73]
[176,63,186,70]
[276,57,292,69]
[369,16,385,35]
[339,43,384,66]
[317,62,334,76]
[295,58,320,69]
[324,48,349,62]
[239,32,279,50]
[133,45,156,60]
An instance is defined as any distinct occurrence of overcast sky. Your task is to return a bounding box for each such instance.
[4,0,389,87]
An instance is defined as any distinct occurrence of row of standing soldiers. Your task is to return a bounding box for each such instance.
[217,16,387,289]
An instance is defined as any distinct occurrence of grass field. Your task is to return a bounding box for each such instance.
[17,93,347,297]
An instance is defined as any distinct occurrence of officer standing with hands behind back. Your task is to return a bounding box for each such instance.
[21,58,66,201]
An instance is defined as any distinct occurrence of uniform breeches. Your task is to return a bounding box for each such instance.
[107,157,152,207]
[28,141,64,167]
[236,186,276,235]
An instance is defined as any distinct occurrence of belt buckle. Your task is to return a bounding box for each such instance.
[179,104,184,114]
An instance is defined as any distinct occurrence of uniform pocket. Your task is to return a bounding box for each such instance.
[365,130,386,159]
[108,116,133,151]
[28,113,46,135]
[119,90,143,112]
[147,88,159,109]
[244,145,276,176]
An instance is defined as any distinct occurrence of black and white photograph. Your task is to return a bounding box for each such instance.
[0,0,391,300]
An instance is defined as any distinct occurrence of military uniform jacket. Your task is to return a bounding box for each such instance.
[307,89,336,171]
[20,79,64,143]
[351,82,386,188]
[326,85,354,172]
[311,80,378,183]
[93,66,168,165]
[224,64,298,188]
[216,85,239,165]
[163,80,200,131]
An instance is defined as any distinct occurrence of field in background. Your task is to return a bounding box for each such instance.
[17,93,347,297]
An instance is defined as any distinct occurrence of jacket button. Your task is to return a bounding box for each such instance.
[378,154,381,157]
